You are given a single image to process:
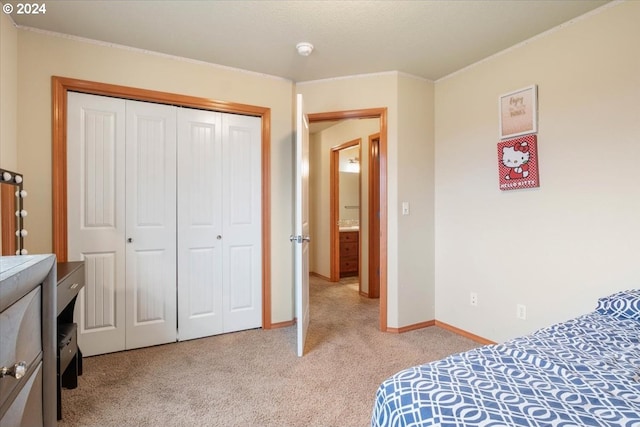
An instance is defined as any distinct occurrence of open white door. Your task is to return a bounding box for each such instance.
[293,94,310,357]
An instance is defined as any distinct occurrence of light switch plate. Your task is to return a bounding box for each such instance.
[402,202,410,215]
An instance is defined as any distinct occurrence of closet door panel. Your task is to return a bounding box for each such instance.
[67,92,126,356]
[228,245,256,310]
[81,253,117,329]
[125,100,177,350]
[133,250,168,322]
[177,108,224,341]
[222,114,262,332]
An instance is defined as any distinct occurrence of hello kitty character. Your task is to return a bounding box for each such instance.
[501,141,530,180]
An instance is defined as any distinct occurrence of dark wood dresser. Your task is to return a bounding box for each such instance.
[339,230,359,277]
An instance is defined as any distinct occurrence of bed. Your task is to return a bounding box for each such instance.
[372,290,640,426]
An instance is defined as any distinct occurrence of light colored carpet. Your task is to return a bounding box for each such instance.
[57,276,481,427]
[341,275,359,292]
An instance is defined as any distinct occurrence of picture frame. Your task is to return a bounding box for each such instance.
[499,85,537,139]
[497,134,539,191]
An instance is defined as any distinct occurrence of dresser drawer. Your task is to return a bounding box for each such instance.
[56,263,84,316]
[340,258,359,273]
[339,231,358,243]
[340,242,358,256]
[0,287,42,408]
[0,361,43,427]
[58,323,78,375]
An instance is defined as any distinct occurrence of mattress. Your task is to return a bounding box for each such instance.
[372,293,640,427]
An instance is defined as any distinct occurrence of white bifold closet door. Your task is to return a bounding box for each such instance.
[124,100,178,351]
[67,93,128,356]
[177,109,262,340]
[67,92,261,356]
[176,108,224,340]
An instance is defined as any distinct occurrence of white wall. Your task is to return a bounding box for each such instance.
[434,1,640,342]
[0,13,18,255]
[16,29,296,324]
[398,74,436,327]
[0,12,17,169]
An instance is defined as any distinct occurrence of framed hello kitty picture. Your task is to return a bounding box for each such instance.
[498,134,539,191]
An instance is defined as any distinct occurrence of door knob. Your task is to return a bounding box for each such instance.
[217,235,222,240]
[127,238,133,243]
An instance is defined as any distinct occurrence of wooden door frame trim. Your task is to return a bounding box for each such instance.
[329,138,361,282]
[308,108,388,332]
[368,133,380,299]
[50,76,274,329]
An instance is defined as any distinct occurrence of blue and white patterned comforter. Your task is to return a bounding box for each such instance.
[372,312,640,426]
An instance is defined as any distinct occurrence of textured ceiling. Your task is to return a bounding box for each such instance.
[4,0,610,82]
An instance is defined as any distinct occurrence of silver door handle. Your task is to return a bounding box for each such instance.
[302,236,311,242]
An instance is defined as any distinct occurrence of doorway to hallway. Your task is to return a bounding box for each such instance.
[307,108,388,331]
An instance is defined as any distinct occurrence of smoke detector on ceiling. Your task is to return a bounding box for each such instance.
[296,42,314,57]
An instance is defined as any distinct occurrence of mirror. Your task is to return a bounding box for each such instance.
[0,168,27,255]
[338,145,360,229]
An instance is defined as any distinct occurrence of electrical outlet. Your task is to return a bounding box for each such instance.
[470,292,478,306]
[517,304,527,320]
